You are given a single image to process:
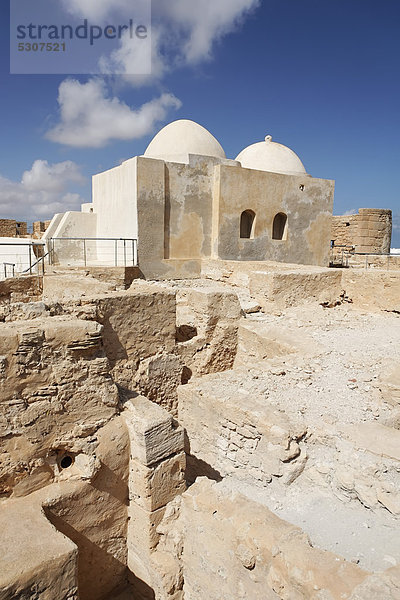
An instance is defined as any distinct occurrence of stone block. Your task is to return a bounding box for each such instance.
[124,395,185,466]
[129,451,186,511]
[128,502,166,552]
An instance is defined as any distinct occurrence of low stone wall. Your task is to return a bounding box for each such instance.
[0,275,43,305]
[0,487,78,600]
[178,373,307,488]
[174,478,368,600]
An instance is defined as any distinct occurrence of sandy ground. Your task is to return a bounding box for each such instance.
[221,302,400,571]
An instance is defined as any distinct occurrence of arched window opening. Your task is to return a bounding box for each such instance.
[272,213,288,240]
[240,210,256,239]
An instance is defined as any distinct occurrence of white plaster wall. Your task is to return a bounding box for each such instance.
[92,157,138,240]
[81,203,94,213]
[0,237,38,279]
[51,211,97,266]
[42,213,64,243]
[92,157,138,266]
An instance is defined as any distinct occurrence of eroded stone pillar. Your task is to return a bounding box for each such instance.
[123,396,186,589]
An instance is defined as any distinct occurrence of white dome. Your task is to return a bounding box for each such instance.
[235,135,307,176]
[144,119,226,164]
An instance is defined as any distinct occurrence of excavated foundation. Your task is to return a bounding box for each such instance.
[1,264,400,600]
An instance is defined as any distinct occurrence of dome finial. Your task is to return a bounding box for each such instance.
[265,135,272,142]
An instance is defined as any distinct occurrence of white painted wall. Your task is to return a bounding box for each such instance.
[92,157,138,240]
[42,213,64,243]
[50,211,97,266]
[0,237,40,280]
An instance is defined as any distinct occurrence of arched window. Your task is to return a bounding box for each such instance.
[240,210,256,239]
[272,212,288,240]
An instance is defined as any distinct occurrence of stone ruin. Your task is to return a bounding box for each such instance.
[0,256,400,600]
[1,120,399,599]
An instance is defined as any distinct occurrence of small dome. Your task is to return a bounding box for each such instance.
[235,135,307,176]
[144,119,226,164]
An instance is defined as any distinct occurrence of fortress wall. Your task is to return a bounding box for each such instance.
[332,209,392,255]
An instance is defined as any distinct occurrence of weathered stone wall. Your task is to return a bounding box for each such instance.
[32,220,51,239]
[0,317,119,497]
[341,270,400,312]
[331,214,358,248]
[152,475,400,600]
[178,373,307,488]
[332,209,392,255]
[0,487,79,600]
[213,164,334,266]
[44,417,131,600]
[356,208,392,253]
[0,219,28,237]
[0,275,43,305]
[0,284,182,497]
[175,284,241,378]
[173,479,368,600]
[164,156,217,260]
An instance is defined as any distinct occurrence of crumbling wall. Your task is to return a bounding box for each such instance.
[331,214,358,249]
[175,285,241,378]
[0,317,119,497]
[0,487,79,600]
[0,219,28,237]
[178,373,307,487]
[0,275,43,305]
[332,209,392,255]
[32,220,51,239]
[171,478,368,600]
[44,416,131,600]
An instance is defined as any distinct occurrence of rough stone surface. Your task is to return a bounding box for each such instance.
[1,265,400,600]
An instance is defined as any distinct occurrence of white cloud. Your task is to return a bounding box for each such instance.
[343,209,358,216]
[48,0,260,147]
[45,79,182,148]
[61,0,132,21]
[99,0,260,76]
[157,0,260,65]
[0,160,86,221]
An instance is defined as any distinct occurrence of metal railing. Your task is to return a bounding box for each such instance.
[48,238,138,268]
[3,262,15,278]
[0,241,45,280]
[330,246,400,270]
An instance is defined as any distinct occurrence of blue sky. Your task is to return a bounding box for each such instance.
[1,0,399,245]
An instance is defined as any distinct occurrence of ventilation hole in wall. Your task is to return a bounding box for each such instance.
[176,325,198,343]
[299,184,305,191]
[59,454,74,469]
[345,222,350,226]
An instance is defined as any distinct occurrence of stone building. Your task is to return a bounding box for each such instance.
[44,119,335,278]
[0,219,27,237]
[331,208,392,254]
[32,220,51,239]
